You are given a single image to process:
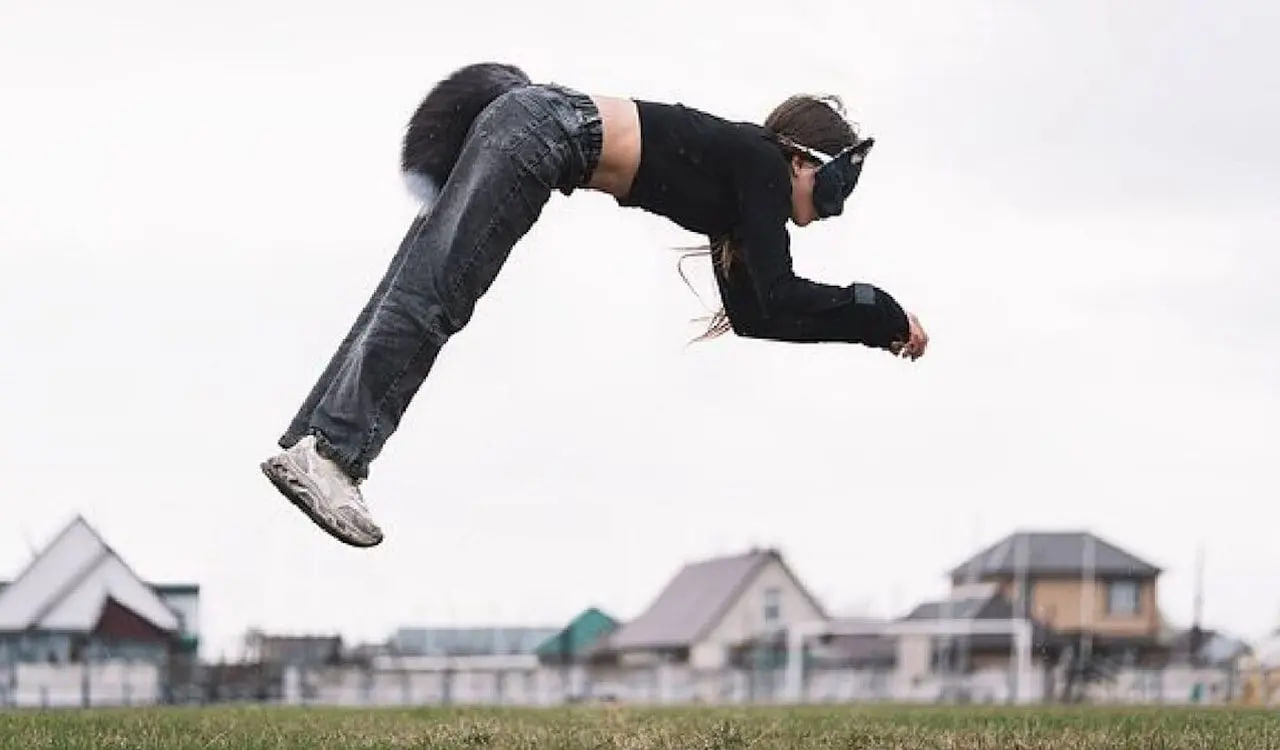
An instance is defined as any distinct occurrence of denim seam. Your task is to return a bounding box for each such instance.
[283,215,435,458]
[352,134,556,472]
[309,428,363,479]
[544,83,602,190]
[443,116,555,308]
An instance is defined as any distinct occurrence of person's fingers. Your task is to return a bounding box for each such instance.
[913,323,928,358]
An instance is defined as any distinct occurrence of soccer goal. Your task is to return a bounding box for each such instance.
[782,617,1037,704]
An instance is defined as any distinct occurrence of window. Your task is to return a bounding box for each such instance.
[1107,580,1141,616]
[763,587,782,626]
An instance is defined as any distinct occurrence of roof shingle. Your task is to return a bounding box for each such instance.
[604,548,811,651]
[0,516,179,634]
[950,531,1161,579]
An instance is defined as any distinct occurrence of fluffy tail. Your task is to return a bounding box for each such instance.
[400,62,532,207]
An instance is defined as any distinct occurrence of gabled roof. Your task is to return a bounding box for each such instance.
[899,584,1057,650]
[903,583,1014,621]
[950,531,1161,580]
[535,607,618,659]
[603,548,826,652]
[0,516,179,634]
[151,583,200,597]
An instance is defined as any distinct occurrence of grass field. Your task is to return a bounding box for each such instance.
[1,704,1277,749]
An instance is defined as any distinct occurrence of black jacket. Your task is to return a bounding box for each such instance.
[618,100,910,350]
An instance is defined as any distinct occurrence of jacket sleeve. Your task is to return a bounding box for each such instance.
[715,142,910,350]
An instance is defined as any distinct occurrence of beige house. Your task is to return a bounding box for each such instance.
[598,547,826,670]
[948,530,1163,644]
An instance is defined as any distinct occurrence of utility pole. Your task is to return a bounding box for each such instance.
[1012,530,1030,704]
[1080,532,1096,703]
[1191,543,1206,666]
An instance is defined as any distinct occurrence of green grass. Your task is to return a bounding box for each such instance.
[0,704,1277,749]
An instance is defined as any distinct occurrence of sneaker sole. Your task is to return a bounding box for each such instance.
[260,457,383,548]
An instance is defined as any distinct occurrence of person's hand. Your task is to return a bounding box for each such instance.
[890,312,928,361]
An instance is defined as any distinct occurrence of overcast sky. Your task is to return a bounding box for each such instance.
[2,0,1277,660]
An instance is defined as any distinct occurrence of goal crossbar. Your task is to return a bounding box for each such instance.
[782,618,1037,704]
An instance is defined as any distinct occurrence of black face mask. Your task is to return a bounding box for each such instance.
[785,137,876,220]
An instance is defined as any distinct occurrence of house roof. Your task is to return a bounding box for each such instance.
[0,516,180,634]
[603,547,826,652]
[535,607,619,658]
[151,583,200,596]
[390,626,561,656]
[949,531,1161,579]
[900,584,1059,650]
[1165,628,1253,666]
[901,582,1009,621]
[812,634,898,668]
[905,595,1014,622]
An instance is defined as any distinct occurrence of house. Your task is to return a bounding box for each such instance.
[389,626,561,657]
[0,516,200,706]
[807,617,897,670]
[940,529,1173,703]
[242,630,345,666]
[595,547,827,671]
[1163,627,1251,668]
[0,516,198,664]
[535,608,619,666]
[949,531,1163,652]
[291,617,618,707]
[900,582,1058,675]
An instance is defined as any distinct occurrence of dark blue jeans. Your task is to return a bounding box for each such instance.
[279,84,603,480]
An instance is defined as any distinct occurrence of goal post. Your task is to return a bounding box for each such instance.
[783,618,1036,704]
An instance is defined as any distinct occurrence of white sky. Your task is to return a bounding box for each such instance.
[2,0,1277,660]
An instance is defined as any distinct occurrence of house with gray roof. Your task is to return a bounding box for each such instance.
[594,547,827,671]
[947,531,1162,641]
[941,530,1170,681]
[900,582,1059,673]
[950,531,1161,583]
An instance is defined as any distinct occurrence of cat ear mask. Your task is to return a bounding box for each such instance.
[780,136,875,219]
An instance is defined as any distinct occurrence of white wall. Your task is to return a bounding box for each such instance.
[264,661,1245,708]
[1086,666,1238,705]
[692,558,825,670]
[9,661,161,707]
[897,634,932,681]
[289,664,575,707]
[370,653,538,672]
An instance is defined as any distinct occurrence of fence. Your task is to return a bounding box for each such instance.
[277,662,1241,708]
[0,659,1244,709]
[2,661,162,708]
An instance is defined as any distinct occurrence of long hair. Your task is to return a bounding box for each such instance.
[677,236,735,343]
[682,94,859,342]
[400,62,532,208]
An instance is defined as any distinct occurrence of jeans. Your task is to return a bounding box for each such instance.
[278,83,603,480]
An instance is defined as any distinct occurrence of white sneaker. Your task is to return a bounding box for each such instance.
[260,435,384,548]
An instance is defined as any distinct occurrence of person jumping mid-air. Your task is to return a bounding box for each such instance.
[261,62,930,548]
